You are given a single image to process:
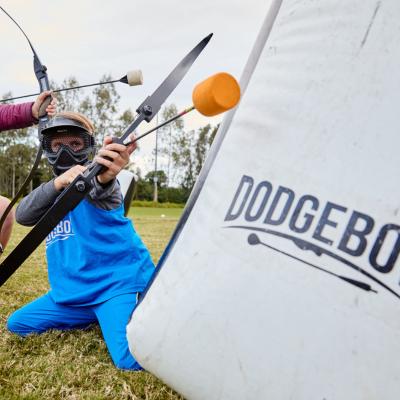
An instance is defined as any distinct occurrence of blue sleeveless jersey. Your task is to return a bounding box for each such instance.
[45,199,155,305]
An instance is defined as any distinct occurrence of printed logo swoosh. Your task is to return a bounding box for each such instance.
[226,225,400,300]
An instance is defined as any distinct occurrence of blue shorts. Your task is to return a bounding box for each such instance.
[7,292,141,371]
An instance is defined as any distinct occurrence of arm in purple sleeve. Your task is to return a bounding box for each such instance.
[0,102,36,132]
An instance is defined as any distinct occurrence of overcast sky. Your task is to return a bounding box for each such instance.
[0,0,270,174]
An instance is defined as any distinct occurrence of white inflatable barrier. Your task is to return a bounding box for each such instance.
[127,0,400,398]
[117,169,135,215]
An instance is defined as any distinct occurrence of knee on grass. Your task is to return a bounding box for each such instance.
[7,312,39,337]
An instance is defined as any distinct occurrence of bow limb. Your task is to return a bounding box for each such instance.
[0,7,50,241]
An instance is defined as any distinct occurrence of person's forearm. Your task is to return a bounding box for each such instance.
[0,103,36,132]
[16,180,60,226]
[17,175,123,226]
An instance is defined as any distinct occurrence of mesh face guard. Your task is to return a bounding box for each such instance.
[41,117,95,176]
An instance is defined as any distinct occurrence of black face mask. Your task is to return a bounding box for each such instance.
[46,143,92,176]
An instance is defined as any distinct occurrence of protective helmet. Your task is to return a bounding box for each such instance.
[41,112,95,176]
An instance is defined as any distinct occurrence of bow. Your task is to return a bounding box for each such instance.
[0,31,212,286]
[0,6,52,236]
[0,7,51,114]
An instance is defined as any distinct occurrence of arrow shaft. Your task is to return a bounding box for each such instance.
[124,105,195,146]
[0,79,122,103]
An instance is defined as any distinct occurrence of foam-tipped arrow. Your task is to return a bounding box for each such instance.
[0,70,143,103]
[124,72,241,145]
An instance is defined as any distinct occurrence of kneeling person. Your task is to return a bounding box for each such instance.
[7,111,155,370]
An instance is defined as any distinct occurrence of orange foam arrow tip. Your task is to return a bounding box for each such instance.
[192,72,240,117]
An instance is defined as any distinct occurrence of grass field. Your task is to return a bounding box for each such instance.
[0,207,184,399]
[129,207,184,219]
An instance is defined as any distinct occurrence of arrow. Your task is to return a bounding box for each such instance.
[0,70,144,103]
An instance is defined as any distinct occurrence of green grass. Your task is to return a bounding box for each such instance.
[0,207,184,399]
[131,201,184,209]
[129,207,184,219]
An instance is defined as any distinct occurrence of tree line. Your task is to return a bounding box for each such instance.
[1,76,218,204]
